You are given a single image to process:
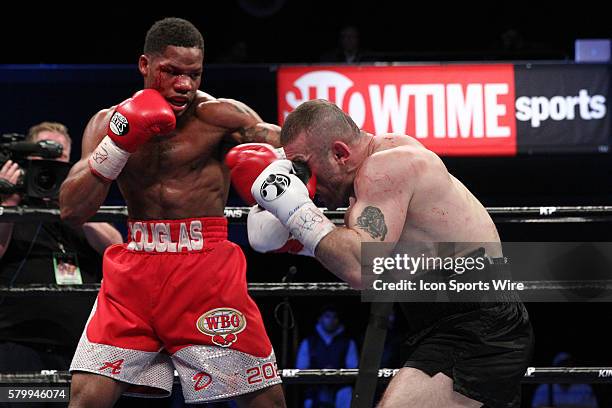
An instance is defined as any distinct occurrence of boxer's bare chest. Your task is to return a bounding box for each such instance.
[122,113,224,181]
[118,111,231,219]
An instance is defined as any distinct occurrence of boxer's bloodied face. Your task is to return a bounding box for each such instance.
[139,45,203,116]
[285,136,354,211]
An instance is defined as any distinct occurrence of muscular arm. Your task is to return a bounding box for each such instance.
[199,98,281,147]
[59,110,113,225]
[315,150,440,289]
[316,208,406,289]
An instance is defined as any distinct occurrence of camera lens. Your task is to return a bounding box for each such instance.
[25,159,70,200]
[35,169,56,191]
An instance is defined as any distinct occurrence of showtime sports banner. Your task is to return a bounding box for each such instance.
[277,64,610,156]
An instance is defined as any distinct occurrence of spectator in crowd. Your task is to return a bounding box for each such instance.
[0,121,122,373]
[320,25,364,63]
[532,352,598,407]
[296,305,359,408]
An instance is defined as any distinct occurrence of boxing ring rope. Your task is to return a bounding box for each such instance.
[3,205,612,223]
[0,282,355,296]
[3,205,612,390]
[2,367,612,385]
[4,280,612,296]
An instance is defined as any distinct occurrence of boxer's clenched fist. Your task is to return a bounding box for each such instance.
[251,160,334,255]
[89,89,176,181]
[226,143,284,205]
[226,143,316,205]
[107,89,175,152]
[247,205,308,255]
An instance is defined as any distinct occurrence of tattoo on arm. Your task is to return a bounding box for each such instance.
[356,206,388,241]
[238,126,271,143]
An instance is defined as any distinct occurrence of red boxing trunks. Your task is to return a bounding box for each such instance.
[70,217,281,403]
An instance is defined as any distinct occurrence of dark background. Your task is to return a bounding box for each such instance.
[2,2,612,406]
[1,2,612,64]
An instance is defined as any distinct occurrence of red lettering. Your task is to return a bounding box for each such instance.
[262,363,276,380]
[193,372,212,391]
[246,367,262,384]
[204,316,219,330]
[99,359,124,375]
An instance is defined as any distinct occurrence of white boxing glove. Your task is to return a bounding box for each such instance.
[251,160,335,255]
[247,205,310,255]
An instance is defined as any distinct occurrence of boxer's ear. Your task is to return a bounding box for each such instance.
[332,141,350,164]
[138,55,150,77]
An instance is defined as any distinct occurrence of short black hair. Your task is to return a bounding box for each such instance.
[144,17,204,55]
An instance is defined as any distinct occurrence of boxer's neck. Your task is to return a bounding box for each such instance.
[351,132,376,166]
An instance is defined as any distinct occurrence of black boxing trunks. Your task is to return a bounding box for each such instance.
[398,260,534,408]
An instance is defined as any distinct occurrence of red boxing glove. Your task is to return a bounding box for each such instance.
[89,89,176,181]
[107,89,176,153]
[225,143,317,205]
[225,143,279,205]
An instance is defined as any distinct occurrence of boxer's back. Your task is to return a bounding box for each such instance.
[117,92,231,220]
[367,134,500,255]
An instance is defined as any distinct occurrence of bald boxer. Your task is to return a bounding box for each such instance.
[60,18,285,407]
[231,99,533,408]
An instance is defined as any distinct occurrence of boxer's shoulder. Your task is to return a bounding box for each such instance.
[355,145,445,197]
[365,144,433,174]
[374,133,426,148]
[193,92,216,115]
[193,91,216,105]
[89,106,116,127]
[378,143,443,173]
[354,149,409,197]
[194,95,261,129]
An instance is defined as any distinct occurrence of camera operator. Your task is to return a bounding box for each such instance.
[0,122,122,373]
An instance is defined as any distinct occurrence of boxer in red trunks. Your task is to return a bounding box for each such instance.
[59,18,285,407]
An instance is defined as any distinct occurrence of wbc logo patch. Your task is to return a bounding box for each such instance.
[197,308,247,347]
